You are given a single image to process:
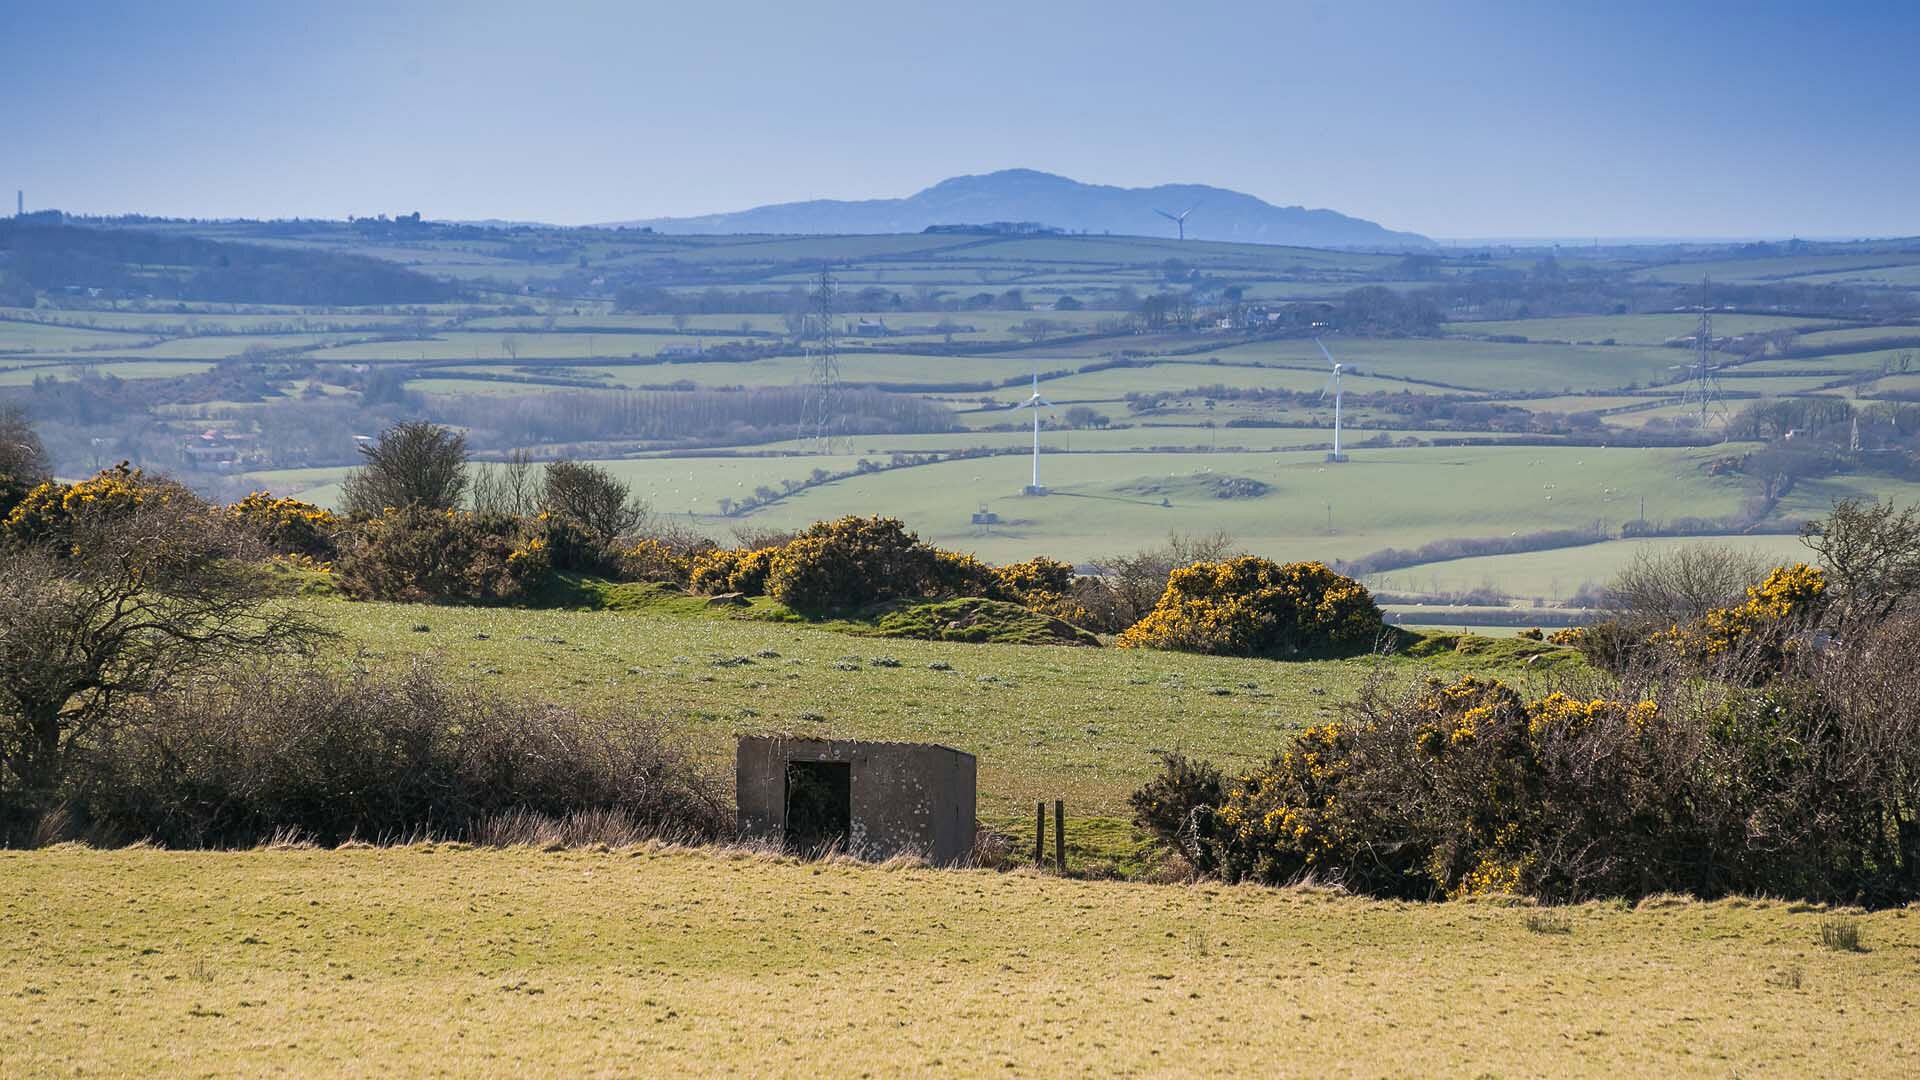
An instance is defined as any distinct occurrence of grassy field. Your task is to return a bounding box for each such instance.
[249,442,1920,568]
[316,596,1561,816]
[1633,251,1920,285]
[1367,534,1816,604]
[3,845,1914,1077]
[1450,312,1836,344]
[700,444,1760,564]
[0,359,217,385]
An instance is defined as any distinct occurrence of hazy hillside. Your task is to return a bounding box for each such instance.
[0,221,457,306]
[605,169,1433,249]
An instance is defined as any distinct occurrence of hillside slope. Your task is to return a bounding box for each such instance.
[607,168,1432,248]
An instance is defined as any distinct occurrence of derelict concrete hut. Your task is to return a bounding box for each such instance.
[736,736,976,866]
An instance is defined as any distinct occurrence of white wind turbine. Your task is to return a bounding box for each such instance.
[1153,203,1198,241]
[1013,369,1054,493]
[1315,338,1348,463]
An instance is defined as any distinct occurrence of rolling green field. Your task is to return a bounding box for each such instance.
[249,441,1920,570]
[1633,250,1920,285]
[0,359,216,385]
[1449,312,1837,344]
[1366,534,1817,604]
[318,596,1535,816]
[16,224,1920,627]
[5,846,1914,1077]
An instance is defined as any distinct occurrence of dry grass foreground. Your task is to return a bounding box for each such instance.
[3,847,1917,1077]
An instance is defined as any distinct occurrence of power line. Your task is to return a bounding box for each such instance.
[1675,275,1727,432]
[803,265,840,452]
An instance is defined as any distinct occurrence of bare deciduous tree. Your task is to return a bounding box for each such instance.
[1604,544,1775,628]
[542,459,649,542]
[0,405,50,482]
[1802,497,1920,623]
[0,494,324,807]
[1082,530,1241,631]
[470,448,541,518]
[340,421,469,519]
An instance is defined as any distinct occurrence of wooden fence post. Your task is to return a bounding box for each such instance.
[1034,801,1045,866]
[1054,799,1066,875]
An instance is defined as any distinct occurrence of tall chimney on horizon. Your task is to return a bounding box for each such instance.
[14,190,20,217]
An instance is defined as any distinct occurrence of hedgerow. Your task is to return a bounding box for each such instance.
[1135,649,1920,905]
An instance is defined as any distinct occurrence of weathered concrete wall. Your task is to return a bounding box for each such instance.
[737,736,977,866]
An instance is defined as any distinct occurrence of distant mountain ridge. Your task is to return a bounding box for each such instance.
[603,169,1432,249]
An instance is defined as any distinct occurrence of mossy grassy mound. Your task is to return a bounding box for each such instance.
[857,597,1101,647]
[515,576,1100,646]
[1397,628,1582,670]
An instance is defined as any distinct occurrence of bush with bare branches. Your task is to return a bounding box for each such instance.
[0,481,323,832]
[68,662,729,847]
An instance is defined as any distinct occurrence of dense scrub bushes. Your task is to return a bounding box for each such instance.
[619,537,701,588]
[765,517,999,615]
[689,544,779,596]
[59,663,728,847]
[990,556,1091,624]
[685,519,1101,626]
[1076,530,1239,633]
[0,463,180,548]
[685,517,1001,616]
[1115,557,1383,657]
[332,507,550,603]
[1138,652,1920,904]
[226,492,341,560]
[1127,752,1223,848]
[1652,563,1827,673]
[1568,562,1830,678]
[680,525,1380,656]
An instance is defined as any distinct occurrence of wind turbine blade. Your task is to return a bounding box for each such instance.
[1036,397,1054,407]
[1314,338,1338,368]
[1153,209,1177,222]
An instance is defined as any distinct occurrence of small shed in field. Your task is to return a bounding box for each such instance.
[736,736,976,866]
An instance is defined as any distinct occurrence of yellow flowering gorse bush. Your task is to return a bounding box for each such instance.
[226,491,341,559]
[1167,674,1663,898]
[2,463,178,551]
[1116,557,1383,657]
[1654,562,1828,670]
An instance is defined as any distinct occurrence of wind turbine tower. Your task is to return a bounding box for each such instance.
[1014,369,1054,494]
[1153,203,1198,241]
[1315,338,1349,462]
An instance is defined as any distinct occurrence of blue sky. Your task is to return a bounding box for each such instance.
[5,0,1917,238]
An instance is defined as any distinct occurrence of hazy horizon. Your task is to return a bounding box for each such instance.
[6,0,1918,238]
